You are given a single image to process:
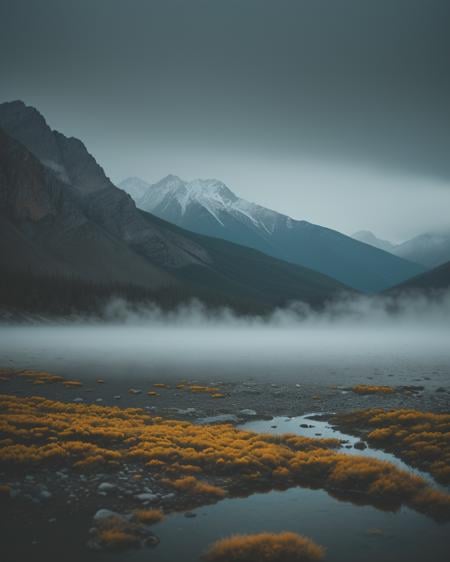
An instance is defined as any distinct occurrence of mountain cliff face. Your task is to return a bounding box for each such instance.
[0,101,211,271]
[120,175,425,293]
[0,101,349,309]
[0,128,175,287]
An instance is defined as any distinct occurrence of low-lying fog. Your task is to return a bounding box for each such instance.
[1,292,449,386]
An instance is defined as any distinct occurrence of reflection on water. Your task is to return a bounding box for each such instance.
[126,415,450,562]
[125,487,450,562]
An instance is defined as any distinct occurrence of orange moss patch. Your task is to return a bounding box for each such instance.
[94,516,141,550]
[0,395,449,520]
[188,385,222,395]
[0,484,11,498]
[133,508,164,524]
[19,371,65,385]
[351,385,394,395]
[335,409,450,484]
[203,532,325,562]
[167,476,226,498]
[97,528,139,550]
[2,369,85,388]
[62,380,83,388]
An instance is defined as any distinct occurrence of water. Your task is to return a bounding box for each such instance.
[120,415,450,562]
[126,488,449,562]
[0,323,449,387]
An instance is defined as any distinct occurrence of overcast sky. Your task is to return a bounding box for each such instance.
[1,0,449,242]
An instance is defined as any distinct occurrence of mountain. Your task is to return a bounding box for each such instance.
[393,232,450,269]
[0,101,349,311]
[119,175,425,293]
[352,229,450,269]
[117,176,151,201]
[387,261,450,293]
[352,230,395,253]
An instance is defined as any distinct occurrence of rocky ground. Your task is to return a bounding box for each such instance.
[1,372,449,561]
[3,371,450,421]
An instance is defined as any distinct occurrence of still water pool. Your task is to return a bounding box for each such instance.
[119,415,450,562]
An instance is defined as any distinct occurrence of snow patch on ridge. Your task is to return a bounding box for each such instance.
[122,174,291,234]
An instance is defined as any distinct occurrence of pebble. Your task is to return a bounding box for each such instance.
[97,482,116,493]
[93,508,122,521]
[40,490,52,500]
[135,492,158,502]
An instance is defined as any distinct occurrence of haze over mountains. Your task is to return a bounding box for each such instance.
[120,175,424,293]
[0,100,352,312]
[353,230,450,269]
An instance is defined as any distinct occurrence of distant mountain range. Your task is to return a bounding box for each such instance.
[0,101,351,312]
[353,230,450,269]
[351,231,396,253]
[387,261,450,293]
[119,175,424,293]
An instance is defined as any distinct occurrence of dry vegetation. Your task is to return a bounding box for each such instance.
[203,532,325,562]
[91,513,159,550]
[351,385,394,395]
[0,369,82,388]
[166,476,226,497]
[1,369,227,399]
[132,508,165,524]
[1,395,449,519]
[335,409,450,484]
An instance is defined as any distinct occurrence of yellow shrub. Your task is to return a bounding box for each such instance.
[352,385,394,395]
[203,532,325,562]
[133,509,164,524]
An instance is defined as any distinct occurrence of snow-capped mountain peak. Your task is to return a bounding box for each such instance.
[129,175,276,230]
[117,174,425,292]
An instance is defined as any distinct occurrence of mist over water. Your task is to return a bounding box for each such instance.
[1,292,449,385]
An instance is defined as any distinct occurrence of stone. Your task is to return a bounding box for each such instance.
[239,409,257,416]
[93,508,123,522]
[144,535,160,547]
[135,493,158,502]
[97,482,116,493]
